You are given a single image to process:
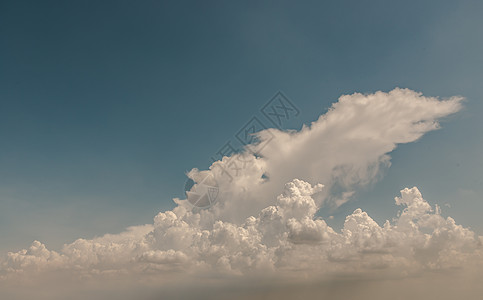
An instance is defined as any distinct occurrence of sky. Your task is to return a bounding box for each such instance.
[1,1,483,299]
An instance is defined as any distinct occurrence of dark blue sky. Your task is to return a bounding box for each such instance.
[1,0,482,252]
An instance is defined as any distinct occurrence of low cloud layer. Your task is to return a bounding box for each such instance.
[2,182,481,279]
[2,88,479,299]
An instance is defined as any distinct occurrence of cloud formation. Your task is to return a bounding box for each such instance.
[206,88,464,222]
[3,182,480,279]
[2,88,479,299]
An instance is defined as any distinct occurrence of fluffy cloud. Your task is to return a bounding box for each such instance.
[206,88,464,223]
[2,181,481,280]
[2,89,479,298]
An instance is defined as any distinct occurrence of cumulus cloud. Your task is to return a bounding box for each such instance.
[2,182,481,281]
[2,88,478,299]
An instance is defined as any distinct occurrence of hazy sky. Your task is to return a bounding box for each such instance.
[1,0,482,263]
[2,2,483,299]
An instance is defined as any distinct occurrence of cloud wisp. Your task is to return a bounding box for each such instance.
[2,88,479,299]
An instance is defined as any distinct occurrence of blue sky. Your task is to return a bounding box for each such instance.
[1,0,482,253]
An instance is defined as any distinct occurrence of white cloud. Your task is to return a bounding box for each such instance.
[3,182,480,278]
[205,88,464,223]
[2,88,479,299]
